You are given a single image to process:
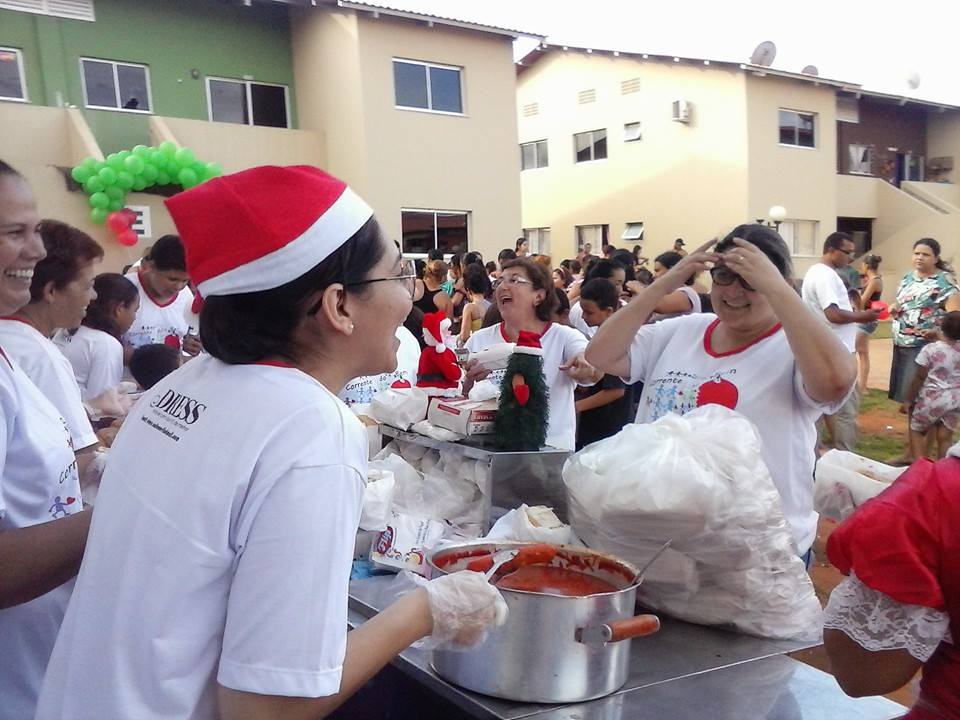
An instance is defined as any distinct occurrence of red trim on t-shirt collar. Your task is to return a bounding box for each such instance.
[252,359,297,369]
[138,270,181,309]
[0,315,33,326]
[499,322,552,342]
[703,317,782,358]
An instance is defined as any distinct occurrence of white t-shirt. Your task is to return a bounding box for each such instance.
[37,355,367,720]
[649,285,702,323]
[568,302,596,339]
[0,351,83,720]
[123,271,194,350]
[53,325,124,401]
[801,262,857,351]
[625,314,845,554]
[339,326,420,407]
[0,319,97,450]
[466,322,588,451]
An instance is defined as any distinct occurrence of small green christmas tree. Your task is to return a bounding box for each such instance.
[494,334,549,451]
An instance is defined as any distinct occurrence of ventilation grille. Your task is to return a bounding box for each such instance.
[621,77,641,94]
[577,89,596,104]
[522,102,539,117]
[0,0,94,20]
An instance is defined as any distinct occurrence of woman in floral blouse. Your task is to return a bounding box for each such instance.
[889,238,959,407]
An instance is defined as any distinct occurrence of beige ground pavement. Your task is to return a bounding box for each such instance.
[866,337,892,392]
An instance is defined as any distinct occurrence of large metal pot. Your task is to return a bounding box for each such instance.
[428,541,659,703]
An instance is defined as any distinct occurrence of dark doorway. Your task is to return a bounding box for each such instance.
[837,217,873,256]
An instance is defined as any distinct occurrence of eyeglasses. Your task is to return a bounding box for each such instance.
[492,275,534,290]
[710,265,755,291]
[345,259,417,297]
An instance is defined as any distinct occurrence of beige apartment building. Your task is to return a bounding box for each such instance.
[0,0,528,271]
[516,44,960,293]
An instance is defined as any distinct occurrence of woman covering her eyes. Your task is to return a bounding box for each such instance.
[585,224,856,561]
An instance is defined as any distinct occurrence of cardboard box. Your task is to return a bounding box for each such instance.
[427,396,497,436]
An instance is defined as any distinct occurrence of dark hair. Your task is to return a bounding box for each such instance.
[200,217,385,364]
[586,259,626,282]
[569,259,582,274]
[515,237,527,251]
[611,249,637,282]
[941,311,960,342]
[30,220,104,303]
[553,266,573,288]
[413,258,425,279]
[464,251,483,267]
[500,257,558,322]
[636,267,654,285]
[484,261,497,274]
[654,250,694,286]
[129,343,181,389]
[914,238,947,271]
[581,278,619,310]
[449,253,463,271]
[716,224,793,279]
[862,254,882,271]
[553,287,570,317]
[498,248,517,264]
[82,273,138,338]
[823,231,852,254]
[427,248,444,261]
[0,160,23,180]
[147,234,186,272]
[462,262,490,296]
[602,245,615,257]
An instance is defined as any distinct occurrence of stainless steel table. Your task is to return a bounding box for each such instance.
[348,576,905,720]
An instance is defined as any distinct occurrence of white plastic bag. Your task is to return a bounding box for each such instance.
[564,405,822,641]
[359,468,395,531]
[814,449,903,521]
[370,387,429,430]
[485,504,574,545]
[467,379,500,402]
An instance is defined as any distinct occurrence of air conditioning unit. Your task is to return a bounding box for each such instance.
[672,99,691,123]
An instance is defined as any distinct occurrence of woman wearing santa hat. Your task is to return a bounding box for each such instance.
[36,166,506,720]
[464,256,602,451]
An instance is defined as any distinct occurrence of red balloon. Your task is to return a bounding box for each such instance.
[121,208,138,223]
[870,300,890,321]
[117,229,138,247]
[106,211,129,234]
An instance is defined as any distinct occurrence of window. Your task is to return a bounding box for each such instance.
[622,222,644,241]
[848,144,874,175]
[393,59,463,114]
[0,0,94,21]
[520,140,548,170]
[80,58,150,112]
[778,219,818,256]
[0,48,27,102]
[574,129,607,163]
[401,209,468,255]
[523,227,551,255]
[623,122,642,142]
[779,109,815,148]
[206,77,289,128]
[576,224,608,251]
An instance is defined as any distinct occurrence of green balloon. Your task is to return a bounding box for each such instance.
[90,207,109,224]
[132,177,147,191]
[159,141,177,157]
[106,153,124,171]
[174,147,196,167]
[105,185,124,201]
[98,167,118,185]
[123,155,145,174]
[89,192,109,209]
[84,176,106,194]
[116,171,134,190]
[132,145,151,158]
[81,156,98,169]
[156,171,171,185]
[108,199,124,211]
[178,168,199,187]
[204,162,223,178]
[117,150,131,161]
[71,165,93,184]
[141,164,158,182]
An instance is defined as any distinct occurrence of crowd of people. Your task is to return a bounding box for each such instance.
[0,158,957,719]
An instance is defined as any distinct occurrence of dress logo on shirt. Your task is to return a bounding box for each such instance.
[141,387,207,441]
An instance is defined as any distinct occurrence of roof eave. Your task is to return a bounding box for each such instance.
[333,0,544,40]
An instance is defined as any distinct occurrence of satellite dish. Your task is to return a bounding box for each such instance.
[906,71,921,90]
[750,41,777,67]
[801,65,819,76]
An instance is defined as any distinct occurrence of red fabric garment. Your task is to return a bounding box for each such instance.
[416,345,462,389]
[827,456,960,719]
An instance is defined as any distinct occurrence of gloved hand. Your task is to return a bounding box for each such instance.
[423,570,508,647]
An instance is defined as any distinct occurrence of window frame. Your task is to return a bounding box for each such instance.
[0,0,95,21]
[204,76,291,129]
[778,219,819,257]
[522,227,551,255]
[400,207,470,255]
[575,224,609,251]
[847,143,875,176]
[520,139,548,170]
[623,122,642,143]
[573,129,608,163]
[392,58,465,116]
[622,222,644,241]
[79,57,152,114]
[778,108,816,149]
[0,47,28,103]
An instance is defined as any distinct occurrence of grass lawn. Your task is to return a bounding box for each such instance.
[871,320,892,341]
[854,388,907,463]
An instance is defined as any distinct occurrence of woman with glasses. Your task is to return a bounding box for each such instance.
[36,167,506,720]
[464,257,602,451]
[586,224,856,560]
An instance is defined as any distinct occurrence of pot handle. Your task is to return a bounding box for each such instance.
[608,614,660,642]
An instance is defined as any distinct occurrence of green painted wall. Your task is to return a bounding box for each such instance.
[0,0,296,152]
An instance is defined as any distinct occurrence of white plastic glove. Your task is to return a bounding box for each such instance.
[423,571,508,647]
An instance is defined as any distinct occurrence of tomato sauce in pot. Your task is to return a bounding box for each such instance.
[495,565,618,597]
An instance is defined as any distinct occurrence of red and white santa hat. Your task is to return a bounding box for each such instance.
[164,165,373,297]
[422,310,450,350]
[514,330,543,356]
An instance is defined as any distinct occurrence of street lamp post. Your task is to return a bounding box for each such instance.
[756,206,787,231]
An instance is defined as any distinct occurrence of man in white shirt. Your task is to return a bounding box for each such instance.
[801,232,880,450]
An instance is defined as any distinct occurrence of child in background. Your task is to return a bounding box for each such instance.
[902,311,960,459]
[129,343,182,390]
[575,278,632,449]
[458,264,492,345]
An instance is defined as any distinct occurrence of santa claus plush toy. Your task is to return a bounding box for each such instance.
[416,311,463,391]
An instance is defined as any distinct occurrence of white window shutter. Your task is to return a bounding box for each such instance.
[0,0,94,20]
